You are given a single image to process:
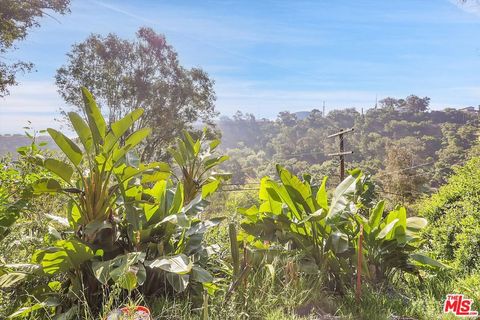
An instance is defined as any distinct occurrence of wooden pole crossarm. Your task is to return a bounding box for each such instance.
[327,151,354,157]
[327,128,354,181]
[327,127,354,138]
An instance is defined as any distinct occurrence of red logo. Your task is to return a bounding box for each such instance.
[443,294,478,317]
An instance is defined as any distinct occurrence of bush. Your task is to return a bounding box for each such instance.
[419,157,480,274]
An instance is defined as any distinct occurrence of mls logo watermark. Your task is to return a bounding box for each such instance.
[443,294,478,317]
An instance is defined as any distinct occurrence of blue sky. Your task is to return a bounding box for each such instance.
[1,0,480,133]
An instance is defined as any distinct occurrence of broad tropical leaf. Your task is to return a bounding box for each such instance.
[47,129,82,166]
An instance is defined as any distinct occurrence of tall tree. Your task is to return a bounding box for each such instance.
[401,95,430,113]
[377,142,427,204]
[379,95,429,113]
[55,27,217,161]
[0,0,70,97]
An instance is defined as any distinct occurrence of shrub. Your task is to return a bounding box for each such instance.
[419,157,480,274]
[238,165,440,290]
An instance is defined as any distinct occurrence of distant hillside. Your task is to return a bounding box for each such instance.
[0,135,57,157]
[216,106,480,197]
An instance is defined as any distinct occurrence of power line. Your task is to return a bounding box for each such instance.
[221,159,468,195]
[375,161,435,177]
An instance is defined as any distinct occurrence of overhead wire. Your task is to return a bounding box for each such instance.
[219,159,468,195]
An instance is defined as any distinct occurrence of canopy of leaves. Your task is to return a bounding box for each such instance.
[218,104,479,204]
[0,0,70,97]
[55,27,217,161]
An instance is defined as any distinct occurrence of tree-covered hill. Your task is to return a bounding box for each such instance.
[218,97,479,203]
[0,134,56,156]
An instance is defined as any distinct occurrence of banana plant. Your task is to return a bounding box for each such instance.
[3,88,225,318]
[1,87,169,316]
[169,129,230,203]
[356,200,447,282]
[30,87,169,248]
[96,178,223,294]
[239,165,445,289]
[238,165,361,285]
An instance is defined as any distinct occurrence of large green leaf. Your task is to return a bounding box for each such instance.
[191,266,213,283]
[68,112,93,152]
[124,128,151,150]
[264,179,301,219]
[32,240,94,275]
[330,231,349,254]
[376,218,399,240]
[67,202,83,227]
[170,184,184,214]
[406,217,428,231]
[140,162,171,183]
[369,200,385,229]
[259,177,282,214]
[145,254,192,274]
[326,173,359,220]
[81,87,106,145]
[104,108,144,151]
[201,180,220,199]
[277,165,314,213]
[44,159,73,183]
[112,128,151,163]
[165,273,189,292]
[47,129,83,166]
[158,213,189,228]
[410,253,448,269]
[316,176,328,211]
[32,178,62,194]
[204,156,229,171]
[300,208,326,224]
[92,252,146,291]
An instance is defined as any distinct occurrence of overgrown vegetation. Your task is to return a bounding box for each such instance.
[218,103,479,205]
[419,157,480,274]
[2,88,479,319]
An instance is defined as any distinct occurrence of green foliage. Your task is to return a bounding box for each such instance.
[169,129,230,203]
[419,157,480,274]
[239,165,441,289]
[0,129,54,243]
[1,88,225,318]
[1,89,472,319]
[0,0,70,97]
[219,106,479,200]
[55,27,217,161]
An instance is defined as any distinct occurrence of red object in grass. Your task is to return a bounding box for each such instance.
[121,306,151,319]
[105,306,151,320]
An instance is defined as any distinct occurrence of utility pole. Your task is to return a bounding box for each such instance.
[327,128,354,181]
[322,101,326,118]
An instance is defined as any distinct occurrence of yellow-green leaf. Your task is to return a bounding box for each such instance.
[68,112,93,152]
[44,159,73,182]
[32,178,62,193]
[47,128,82,166]
[81,87,106,144]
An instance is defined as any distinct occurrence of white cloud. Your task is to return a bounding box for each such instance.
[0,81,65,133]
[451,0,480,16]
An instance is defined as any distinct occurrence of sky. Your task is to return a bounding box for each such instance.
[1,0,480,134]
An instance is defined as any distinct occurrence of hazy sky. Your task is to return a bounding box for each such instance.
[1,0,480,133]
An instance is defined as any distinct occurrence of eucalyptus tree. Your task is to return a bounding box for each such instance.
[56,27,217,161]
